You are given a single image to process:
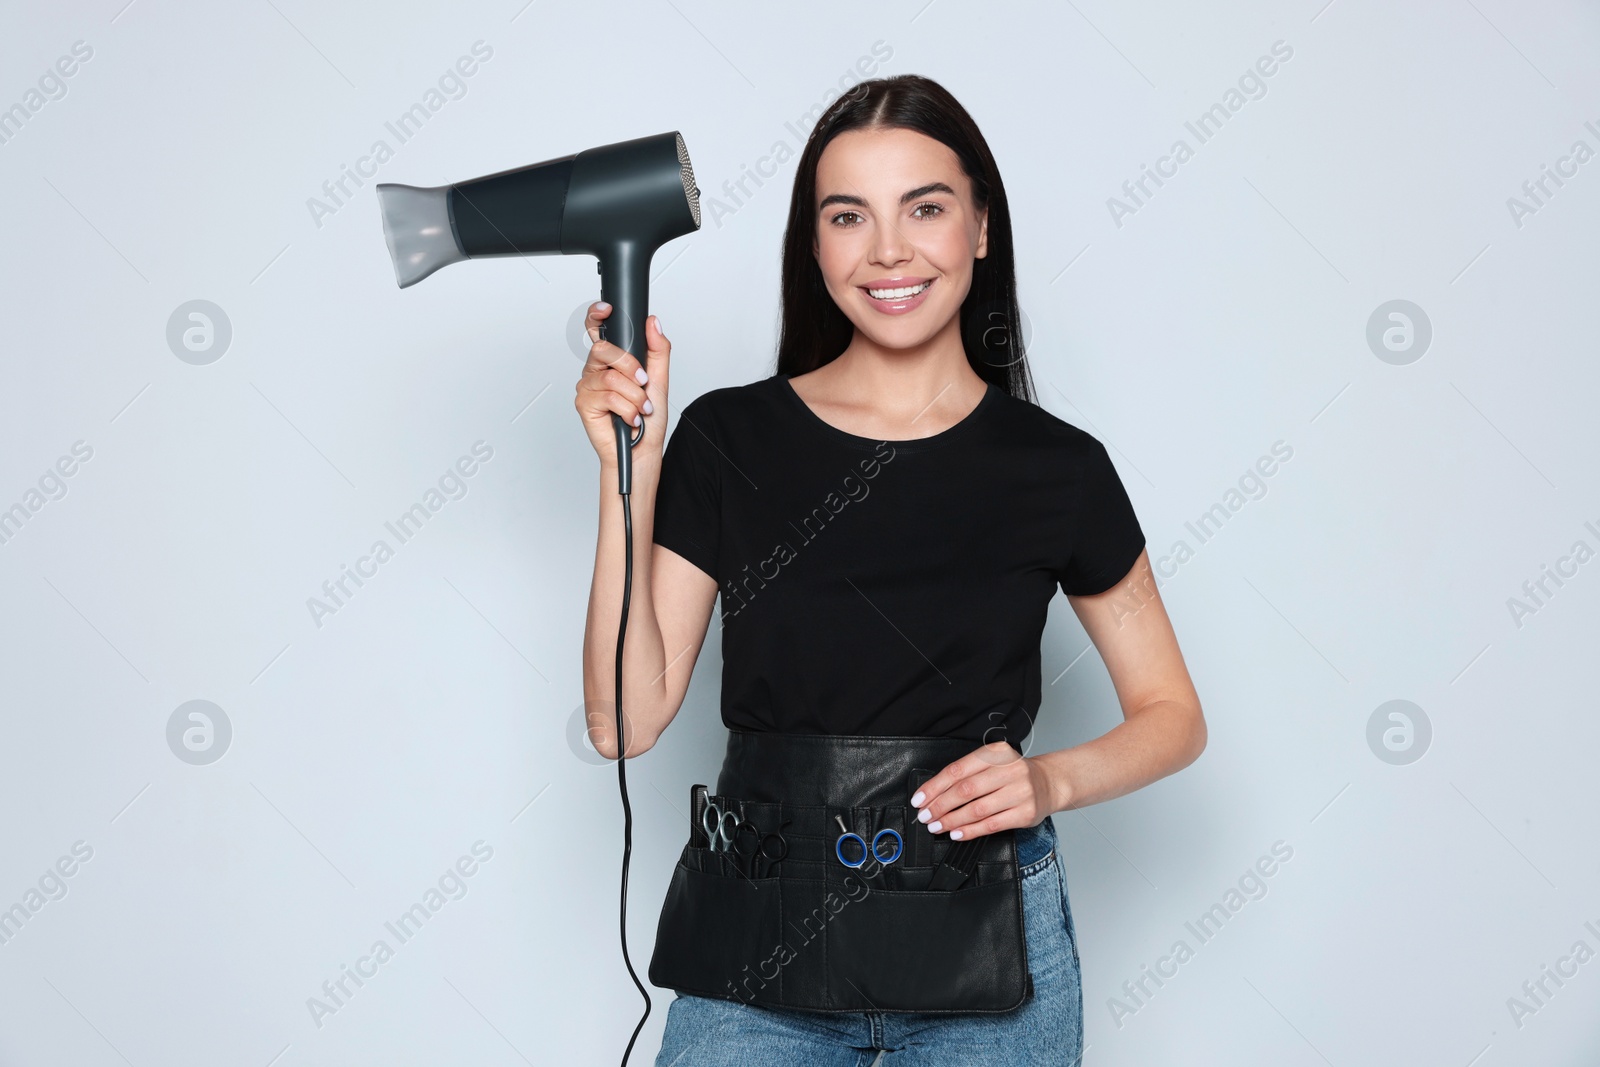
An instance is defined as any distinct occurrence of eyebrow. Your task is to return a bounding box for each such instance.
[818,182,957,211]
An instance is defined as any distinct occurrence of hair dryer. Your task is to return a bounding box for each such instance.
[375,130,701,1067]
[376,129,702,491]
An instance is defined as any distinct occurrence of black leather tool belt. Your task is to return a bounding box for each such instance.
[647,729,1032,1013]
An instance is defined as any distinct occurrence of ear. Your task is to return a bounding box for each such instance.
[976,208,988,260]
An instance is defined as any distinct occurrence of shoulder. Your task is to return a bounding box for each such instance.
[985,386,1109,460]
[671,375,785,434]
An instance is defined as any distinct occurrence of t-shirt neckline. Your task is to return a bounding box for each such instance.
[775,373,996,452]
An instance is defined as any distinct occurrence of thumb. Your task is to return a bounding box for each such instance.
[644,313,671,389]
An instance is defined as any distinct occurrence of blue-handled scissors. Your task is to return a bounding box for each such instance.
[702,800,742,853]
[834,815,903,869]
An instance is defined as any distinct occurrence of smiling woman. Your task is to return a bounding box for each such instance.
[774,83,1030,415]
[785,123,996,439]
[574,72,1206,1067]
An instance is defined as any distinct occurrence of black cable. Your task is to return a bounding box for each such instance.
[614,416,650,1066]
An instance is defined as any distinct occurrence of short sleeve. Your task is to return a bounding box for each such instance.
[652,397,721,581]
[1059,438,1145,596]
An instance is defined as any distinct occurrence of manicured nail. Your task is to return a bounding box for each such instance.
[635,368,648,385]
[597,301,611,310]
[918,808,931,823]
[632,414,641,427]
[654,315,664,333]
[911,791,924,807]
[928,820,942,833]
[642,399,654,415]
[949,830,963,840]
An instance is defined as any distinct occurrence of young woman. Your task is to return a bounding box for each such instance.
[576,75,1205,1066]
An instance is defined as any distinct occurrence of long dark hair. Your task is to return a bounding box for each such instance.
[774,74,1038,404]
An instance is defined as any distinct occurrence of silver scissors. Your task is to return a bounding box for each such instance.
[702,800,743,853]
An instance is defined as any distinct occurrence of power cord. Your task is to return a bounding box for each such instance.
[612,412,650,1066]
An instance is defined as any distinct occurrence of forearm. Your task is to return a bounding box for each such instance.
[581,452,671,757]
[1032,699,1206,814]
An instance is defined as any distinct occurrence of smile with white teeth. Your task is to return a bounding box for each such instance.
[866,280,932,300]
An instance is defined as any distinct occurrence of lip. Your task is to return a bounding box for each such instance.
[860,276,932,289]
[859,276,935,315]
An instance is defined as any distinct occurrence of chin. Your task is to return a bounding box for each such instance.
[858,323,943,351]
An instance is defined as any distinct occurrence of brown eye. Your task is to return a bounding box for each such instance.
[912,202,944,219]
[831,210,862,226]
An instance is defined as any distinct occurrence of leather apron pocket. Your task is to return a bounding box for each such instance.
[648,842,784,1000]
[648,731,1034,1014]
[822,874,1029,1011]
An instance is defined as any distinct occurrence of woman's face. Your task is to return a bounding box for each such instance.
[812,126,988,352]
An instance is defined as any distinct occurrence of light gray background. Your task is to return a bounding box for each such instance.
[2,1,1597,1064]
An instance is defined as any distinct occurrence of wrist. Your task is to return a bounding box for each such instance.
[598,457,662,503]
[599,448,661,475]
[1035,751,1074,815]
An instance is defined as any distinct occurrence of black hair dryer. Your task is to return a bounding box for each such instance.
[375,131,702,1066]
[376,130,702,492]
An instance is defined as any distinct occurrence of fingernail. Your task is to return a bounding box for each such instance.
[949,830,963,840]
[643,399,654,415]
[910,791,924,807]
[632,414,641,427]
[655,315,664,333]
[918,808,931,823]
[635,368,649,385]
[597,301,611,310]
[928,821,942,833]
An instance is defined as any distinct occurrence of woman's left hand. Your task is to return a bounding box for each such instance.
[909,741,1063,841]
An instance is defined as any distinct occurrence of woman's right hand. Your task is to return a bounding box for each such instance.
[574,301,670,468]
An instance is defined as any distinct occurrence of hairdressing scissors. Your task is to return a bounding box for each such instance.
[834,815,903,869]
[732,817,792,879]
[701,800,742,854]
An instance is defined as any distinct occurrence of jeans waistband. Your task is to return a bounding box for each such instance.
[1015,814,1057,870]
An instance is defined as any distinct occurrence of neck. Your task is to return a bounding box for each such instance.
[826,315,985,405]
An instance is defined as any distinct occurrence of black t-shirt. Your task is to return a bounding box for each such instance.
[651,372,1145,745]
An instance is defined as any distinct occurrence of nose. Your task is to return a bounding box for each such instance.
[869,217,913,267]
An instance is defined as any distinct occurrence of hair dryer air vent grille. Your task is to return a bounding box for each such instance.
[676,132,702,229]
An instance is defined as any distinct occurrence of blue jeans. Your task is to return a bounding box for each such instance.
[653,815,1083,1066]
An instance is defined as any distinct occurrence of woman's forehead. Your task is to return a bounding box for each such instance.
[816,129,967,203]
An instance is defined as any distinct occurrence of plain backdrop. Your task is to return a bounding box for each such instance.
[1,1,1598,1064]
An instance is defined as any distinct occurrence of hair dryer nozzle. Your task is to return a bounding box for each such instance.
[376,183,466,288]
[674,132,702,231]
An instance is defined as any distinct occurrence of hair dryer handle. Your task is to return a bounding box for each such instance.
[597,240,653,370]
[600,241,652,496]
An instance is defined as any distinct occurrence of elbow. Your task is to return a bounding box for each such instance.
[1179,702,1207,769]
[590,732,659,761]
[585,704,664,761]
